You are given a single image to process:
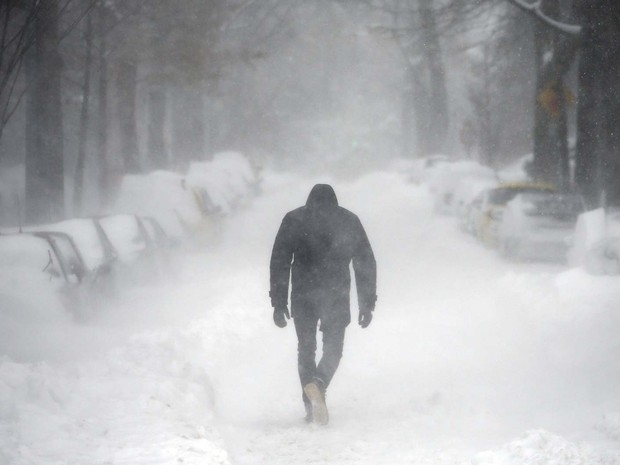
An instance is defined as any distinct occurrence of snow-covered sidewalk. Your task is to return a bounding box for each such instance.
[2,170,620,464]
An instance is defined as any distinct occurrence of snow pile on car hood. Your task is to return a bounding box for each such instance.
[498,154,533,183]
[186,151,259,214]
[114,170,202,238]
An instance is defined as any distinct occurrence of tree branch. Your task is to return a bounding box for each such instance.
[505,0,581,35]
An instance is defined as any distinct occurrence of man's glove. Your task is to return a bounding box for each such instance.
[358,307,373,328]
[273,306,290,328]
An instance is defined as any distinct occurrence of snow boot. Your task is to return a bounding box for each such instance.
[303,381,328,426]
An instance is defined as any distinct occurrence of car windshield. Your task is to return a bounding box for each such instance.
[48,234,85,282]
[488,187,553,206]
[0,235,65,284]
[98,215,147,258]
[521,193,583,221]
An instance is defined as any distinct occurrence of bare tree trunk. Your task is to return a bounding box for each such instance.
[115,57,140,174]
[478,53,497,167]
[401,74,416,158]
[574,0,620,207]
[74,12,93,215]
[531,0,569,188]
[171,88,205,169]
[146,30,168,170]
[418,0,449,154]
[25,2,64,224]
[410,66,432,156]
[96,3,109,208]
[0,3,38,144]
[147,88,167,170]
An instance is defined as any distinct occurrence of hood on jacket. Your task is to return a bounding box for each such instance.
[306,184,338,210]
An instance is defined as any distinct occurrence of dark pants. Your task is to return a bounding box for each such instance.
[293,311,346,407]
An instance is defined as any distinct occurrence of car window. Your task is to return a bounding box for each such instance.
[93,219,118,262]
[524,194,584,221]
[489,187,553,206]
[98,215,149,261]
[0,235,65,284]
[50,235,84,283]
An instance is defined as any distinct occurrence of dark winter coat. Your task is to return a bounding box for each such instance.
[269,184,377,329]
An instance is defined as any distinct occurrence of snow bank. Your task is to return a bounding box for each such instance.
[569,208,620,275]
[0,234,98,362]
[0,268,71,362]
[471,430,602,465]
[0,326,230,465]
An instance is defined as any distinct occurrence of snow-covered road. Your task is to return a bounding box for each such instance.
[3,170,620,464]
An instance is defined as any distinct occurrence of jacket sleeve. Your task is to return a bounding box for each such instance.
[269,213,295,308]
[352,217,377,311]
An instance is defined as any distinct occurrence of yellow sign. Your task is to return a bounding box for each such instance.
[537,86,576,118]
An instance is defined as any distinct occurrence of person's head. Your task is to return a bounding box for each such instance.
[306,184,338,210]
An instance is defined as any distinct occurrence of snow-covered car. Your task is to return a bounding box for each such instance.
[0,233,86,315]
[498,192,585,261]
[98,214,169,284]
[427,160,496,215]
[140,216,174,249]
[471,183,556,247]
[114,170,204,239]
[186,151,260,215]
[34,231,89,284]
[97,214,154,264]
[3,218,120,277]
[454,176,499,233]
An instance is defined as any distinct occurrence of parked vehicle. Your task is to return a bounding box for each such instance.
[0,233,85,315]
[97,214,154,264]
[454,177,499,233]
[498,192,585,261]
[97,214,167,284]
[33,231,89,284]
[471,183,556,247]
[3,218,119,275]
[140,216,174,249]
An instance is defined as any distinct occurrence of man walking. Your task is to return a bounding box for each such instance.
[269,184,377,425]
